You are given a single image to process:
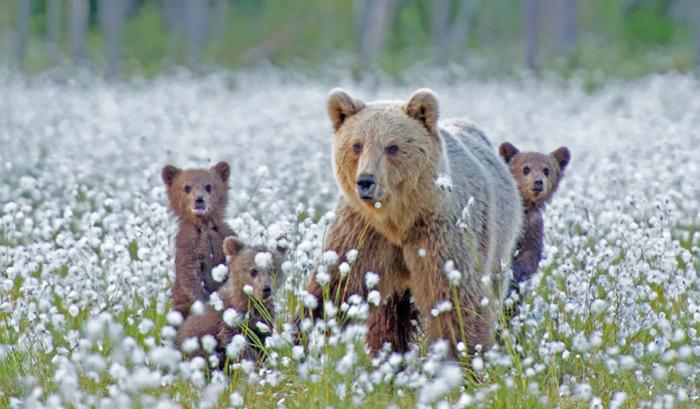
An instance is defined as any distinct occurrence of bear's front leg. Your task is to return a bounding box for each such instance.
[366,289,419,354]
[403,221,496,356]
[306,201,383,319]
[306,201,417,354]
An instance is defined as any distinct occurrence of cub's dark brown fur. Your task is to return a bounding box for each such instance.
[162,161,235,317]
[176,237,284,363]
[499,143,570,302]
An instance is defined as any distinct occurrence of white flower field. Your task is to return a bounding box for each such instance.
[1,68,699,408]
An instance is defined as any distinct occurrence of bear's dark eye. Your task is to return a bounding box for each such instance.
[386,145,399,155]
[543,167,550,177]
[250,269,258,277]
[523,166,530,176]
[184,185,192,193]
[205,184,212,193]
[353,143,362,154]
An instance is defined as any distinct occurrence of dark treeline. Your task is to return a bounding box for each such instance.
[2,0,700,78]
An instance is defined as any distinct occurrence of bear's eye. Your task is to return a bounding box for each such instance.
[523,166,530,176]
[353,143,362,154]
[386,145,399,155]
[543,167,550,177]
[184,185,192,193]
[250,269,258,277]
[205,184,212,193]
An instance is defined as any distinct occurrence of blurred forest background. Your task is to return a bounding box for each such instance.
[2,0,700,80]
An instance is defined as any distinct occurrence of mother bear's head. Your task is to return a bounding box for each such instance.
[327,89,444,230]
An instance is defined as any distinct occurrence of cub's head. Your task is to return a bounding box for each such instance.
[327,88,442,216]
[499,142,570,208]
[161,161,230,223]
[221,237,284,307]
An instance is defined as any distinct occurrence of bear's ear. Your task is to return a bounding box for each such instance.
[223,236,245,257]
[328,88,365,131]
[403,89,440,137]
[550,147,571,171]
[211,161,230,183]
[161,165,180,187]
[498,142,520,164]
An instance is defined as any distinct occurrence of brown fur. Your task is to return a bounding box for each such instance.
[498,142,570,300]
[176,237,284,363]
[307,89,522,356]
[162,162,236,317]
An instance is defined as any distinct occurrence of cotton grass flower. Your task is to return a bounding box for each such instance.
[254,252,273,269]
[223,308,241,327]
[211,264,228,283]
[2,68,700,408]
[365,272,379,289]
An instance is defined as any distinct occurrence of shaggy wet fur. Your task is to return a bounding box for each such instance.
[162,162,236,318]
[308,89,522,356]
[498,143,570,308]
[176,237,284,364]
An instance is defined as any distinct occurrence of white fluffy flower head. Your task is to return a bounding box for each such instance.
[211,264,228,283]
[365,272,379,289]
[254,252,273,269]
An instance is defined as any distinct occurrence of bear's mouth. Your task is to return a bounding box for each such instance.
[357,187,385,206]
[191,204,208,216]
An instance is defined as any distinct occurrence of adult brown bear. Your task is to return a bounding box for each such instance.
[306,89,522,356]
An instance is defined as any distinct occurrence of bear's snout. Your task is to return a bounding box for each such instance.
[533,178,544,192]
[356,173,377,200]
[191,195,208,216]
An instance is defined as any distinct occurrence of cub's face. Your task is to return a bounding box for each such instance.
[327,89,441,214]
[499,143,570,206]
[223,237,283,304]
[162,162,230,222]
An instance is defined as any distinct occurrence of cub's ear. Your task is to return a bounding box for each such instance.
[550,147,571,171]
[328,88,365,131]
[403,88,439,137]
[223,236,245,257]
[498,142,520,164]
[161,165,180,187]
[211,161,230,183]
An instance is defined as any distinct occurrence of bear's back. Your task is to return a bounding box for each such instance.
[439,119,523,300]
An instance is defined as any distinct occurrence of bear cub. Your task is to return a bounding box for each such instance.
[176,236,284,364]
[499,143,571,303]
[162,161,236,318]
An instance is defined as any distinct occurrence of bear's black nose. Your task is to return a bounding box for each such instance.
[356,174,376,199]
[533,179,543,192]
[262,286,272,297]
[195,196,205,204]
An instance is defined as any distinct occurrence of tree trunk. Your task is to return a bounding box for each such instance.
[159,0,182,34]
[209,0,229,44]
[186,0,209,66]
[99,0,125,79]
[553,0,577,56]
[14,0,31,68]
[432,0,450,64]
[47,0,62,64]
[69,0,89,66]
[448,0,477,57]
[523,0,540,73]
[355,0,396,66]
[692,0,700,69]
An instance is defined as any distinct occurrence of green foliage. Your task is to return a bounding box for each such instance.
[623,3,676,48]
[0,1,698,79]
